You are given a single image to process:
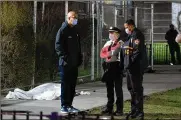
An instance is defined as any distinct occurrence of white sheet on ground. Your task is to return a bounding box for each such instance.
[5,83,61,100]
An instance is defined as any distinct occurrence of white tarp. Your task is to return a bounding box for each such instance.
[5,83,61,100]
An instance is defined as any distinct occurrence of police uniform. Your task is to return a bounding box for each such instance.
[122,27,146,116]
[100,27,124,115]
[55,21,82,109]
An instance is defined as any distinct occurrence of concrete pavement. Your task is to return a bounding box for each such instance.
[1,65,181,119]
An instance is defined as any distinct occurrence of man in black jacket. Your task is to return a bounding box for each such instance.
[165,24,181,65]
[55,11,82,114]
[122,19,147,119]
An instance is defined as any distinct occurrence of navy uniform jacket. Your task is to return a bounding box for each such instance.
[122,28,148,74]
[55,21,82,67]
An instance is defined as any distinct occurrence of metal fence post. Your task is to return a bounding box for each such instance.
[32,0,37,89]
[42,2,45,22]
[96,1,100,78]
[13,110,16,120]
[50,112,58,120]
[114,4,117,27]
[26,112,29,120]
[134,7,138,27]
[151,3,154,70]
[100,1,104,76]
[65,1,68,21]
[40,111,43,120]
[1,110,3,120]
[91,1,95,80]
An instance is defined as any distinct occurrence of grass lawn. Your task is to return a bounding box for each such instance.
[88,87,181,119]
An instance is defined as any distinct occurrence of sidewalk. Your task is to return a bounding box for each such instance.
[1,65,181,119]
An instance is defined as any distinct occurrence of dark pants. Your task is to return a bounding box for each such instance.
[126,69,144,112]
[59,65,78,107]
[105,62,123,111]
[168,42,181,64]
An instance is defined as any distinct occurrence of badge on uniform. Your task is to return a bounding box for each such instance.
[134,39,140,45]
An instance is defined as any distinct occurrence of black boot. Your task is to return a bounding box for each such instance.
[131,111,144,119]
[114,110,123,116]
[101,107,113,115]
[126,110,136,120]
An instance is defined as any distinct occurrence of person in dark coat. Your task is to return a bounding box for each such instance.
[122,19,147,119]
[165,24,181,65]
[55,11,83,114]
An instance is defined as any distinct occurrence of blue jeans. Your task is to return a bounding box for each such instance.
[59,65,78,107]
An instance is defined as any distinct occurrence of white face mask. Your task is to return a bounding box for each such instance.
[109,34,115,40]
[125,28,130,34]
[109,33,120,41]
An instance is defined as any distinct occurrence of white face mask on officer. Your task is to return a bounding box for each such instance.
[125,28,130,34]
[109,34,115,40]
[109,32,120,41]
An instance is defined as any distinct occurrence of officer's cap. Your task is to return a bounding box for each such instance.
[109,26,121,33]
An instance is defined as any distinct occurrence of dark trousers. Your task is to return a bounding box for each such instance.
[59,65,78,107]
[105,62,123,111]
[126,69,144,112]
[168,42,181,64]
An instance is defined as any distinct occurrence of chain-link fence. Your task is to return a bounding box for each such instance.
[1,1,94,94]
[1,1,180,95]
[1,1,35,93]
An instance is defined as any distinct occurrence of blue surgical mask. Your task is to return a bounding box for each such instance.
[72,19,78,26]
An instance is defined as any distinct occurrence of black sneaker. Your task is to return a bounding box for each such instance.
[126,110,136,119]
[60,106,69,114]
[131,111,144,119]
[114,110,123,116]
[101,107,113,114]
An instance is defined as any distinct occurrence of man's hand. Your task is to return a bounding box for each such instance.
[78,54,83,66]
[118,40,124,46]
[59,55,68,66]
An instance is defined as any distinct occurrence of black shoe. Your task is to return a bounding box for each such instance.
[114,110,123,116]
[101,107,113,115]
[126,110,136,119]
[131,111,144,119]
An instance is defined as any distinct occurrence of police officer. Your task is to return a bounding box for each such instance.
[165,24,181,65]
[100,27,124,115]
[122,19,146,119]
[119,23,129,42]
[55,11,82,114]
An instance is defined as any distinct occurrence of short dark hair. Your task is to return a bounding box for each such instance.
[125,19,135,26]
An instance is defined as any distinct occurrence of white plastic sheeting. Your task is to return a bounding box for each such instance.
[5,83,61,100]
